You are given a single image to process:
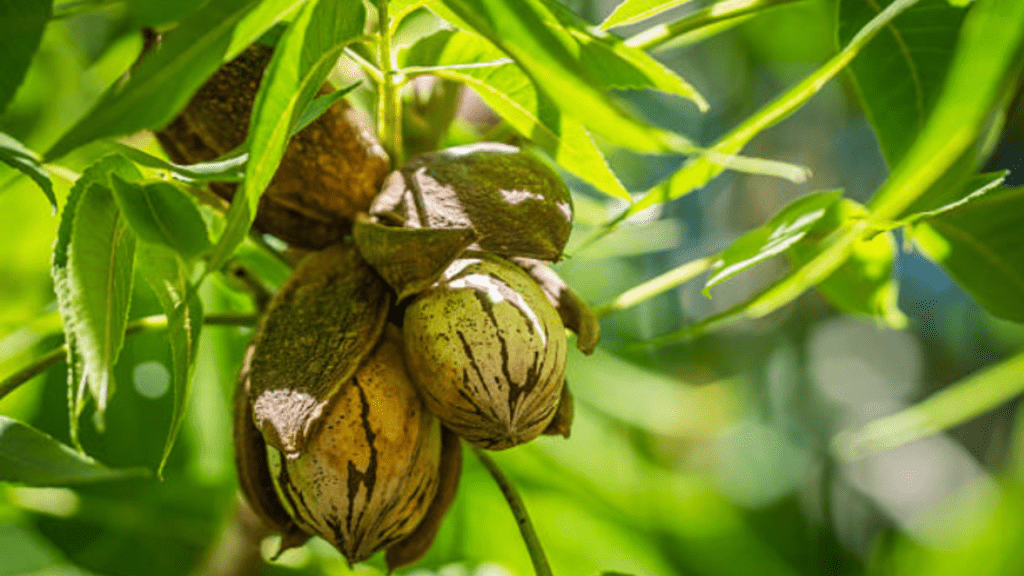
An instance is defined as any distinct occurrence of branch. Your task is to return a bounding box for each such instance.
[472,447,553,576]
[0,313,258,402]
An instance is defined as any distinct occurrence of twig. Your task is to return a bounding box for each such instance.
[0,313,258,402]
[595,256,714,318]
[472,447,553,576]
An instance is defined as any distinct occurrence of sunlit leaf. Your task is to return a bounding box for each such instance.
[0,0,50,114]
[629,0,927,214]
[834,350,1024,459]
[741,0,1024,319]
[111,177,211,260]
[910,185,1024,322]
[437,0,673,153]
[839,0,967,167]
[538,0,707,107]
[704,191,843,294]
[110,143,247,183]
[402,28,630,200]
[123,0,206,25]
[600,0,697,30]
[789,200,906,328]
[623,0,804,52]
[46,0,302,160]
[290,81,361,136]
[68,183,137,421]
[390,0,434,33]
[0,132,55,210]
[51,156,142,437]
[898,170,1007,222]
[0,416,147,485]
[208,0,366,273]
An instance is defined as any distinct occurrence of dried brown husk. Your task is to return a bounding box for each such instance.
[403,253,567,449]
[154,43,389,249]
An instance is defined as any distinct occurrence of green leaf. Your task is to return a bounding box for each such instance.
[67,183,137,421]
[402,29,630,200]
[136,243,203,477]
[289,81,361,136]
[624,0,804,52]
[736,0,1024,320]
[0,0,50,114]
[839,0,967,167]
[0,132,55,210]
[0,416,147,485]
[537,0,707,107]
[600,0,697,29]
[110,143,247,183]
[45,0,303,160]
[790,200,906,328]
[910,185,1024,322]
[207,0,366,273]
[629,0,927,214]
[51,156,142,440]
[124,0,206,25]
[437,0,676,153]
[390,0,434,33]
[110,177,211,261]
[833,350,1024,459]
[704,191,843,294]
[899,169,1007,222]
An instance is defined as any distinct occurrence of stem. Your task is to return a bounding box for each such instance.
[376,0,403,166]
[595,257,714,318]
[472,447,554,576]
[0,313,258,402]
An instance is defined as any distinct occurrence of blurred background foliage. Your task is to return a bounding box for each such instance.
[3,0,1024,575]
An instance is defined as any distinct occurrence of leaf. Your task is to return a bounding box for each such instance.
[136,243,203,477]
[51,156,142,439]
[390,0,434,33]
[45,0,302,160]
[208,0,366,273]
[124,0,206,26]
[248,245,390,455]
[0,0,50,114]
[111,176,211,260]
[910,185,1024,322]
[833,350,1024,459]
[0,132,55,210]
[289,81,361,136]
[67,183,137,421]
[789,200,906,328]
[110,143,247,183]
[437,0,674,153]
[736,0,1024,320]
[537,0,707,107]
[402,28,631,200]
[704,191,843,294]
[629,0,928,214]
[839,0,967,167]
[600,0,697,29]
[0,416,147,485]
[898,170,1008,222]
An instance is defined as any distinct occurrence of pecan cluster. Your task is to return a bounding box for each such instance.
[160,47,598,570]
